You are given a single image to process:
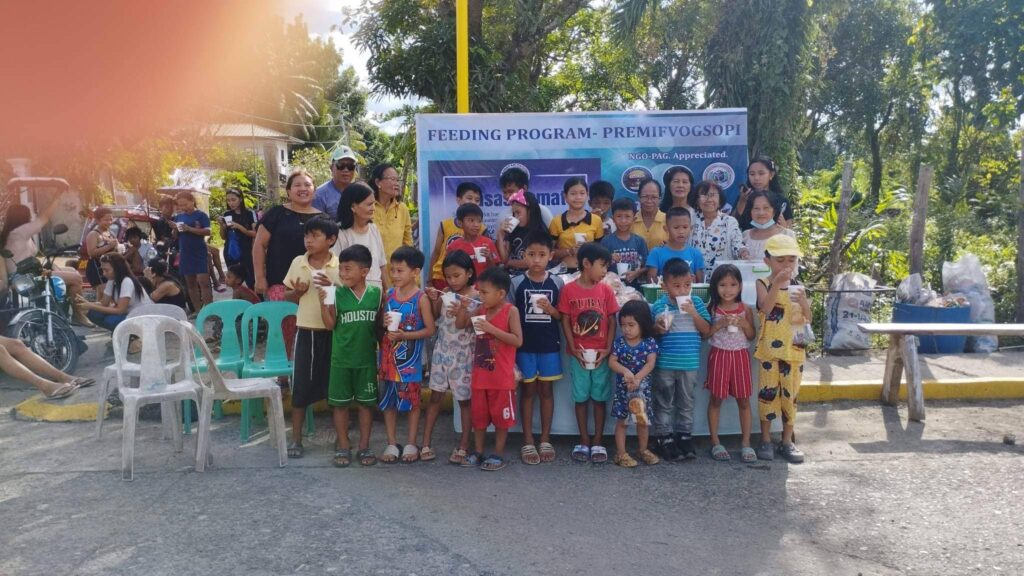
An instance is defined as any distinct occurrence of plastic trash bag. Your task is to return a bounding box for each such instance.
[825,272,876,350]
[896,273,938,305]
[943,254,997,352]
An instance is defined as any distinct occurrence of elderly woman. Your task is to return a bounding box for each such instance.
[253,170,324,295]
[370,163,412,265]
[1,199,91,326]
[634,178,668,251]
[689,180,748,273]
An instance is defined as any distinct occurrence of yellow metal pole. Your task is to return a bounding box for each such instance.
[456,0,469,113]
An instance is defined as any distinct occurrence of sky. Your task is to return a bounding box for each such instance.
[281,0,419,133]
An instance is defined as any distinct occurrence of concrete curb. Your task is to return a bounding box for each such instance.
[14,379,1024,423]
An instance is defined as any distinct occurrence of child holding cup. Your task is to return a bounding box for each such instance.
[446,203,500,281]
[549,177,604,273]
[600,197,649,287]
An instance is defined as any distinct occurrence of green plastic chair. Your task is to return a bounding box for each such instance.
[194,299,253,420]
[240,301,300,441]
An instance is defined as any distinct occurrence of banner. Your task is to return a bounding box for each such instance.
[416,109,748,262]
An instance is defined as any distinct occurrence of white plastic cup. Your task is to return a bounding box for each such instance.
[727,324,739,333]
[116,243,126,255]
[387,311,402,332]
[471,315,486,335]
[473,246,488,263]
[529,293,547,312]
[504,217,520,233]
[574,232,587,245]
[676,295,691,308]
[581,349,598,370]
[175,222,184,232]
[788,285,805,302]
[321,285,336,306]
[223,214,233,225]
[441,292,458,309]
[616,262,630,276]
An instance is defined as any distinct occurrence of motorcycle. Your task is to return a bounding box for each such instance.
[4,224,87,374]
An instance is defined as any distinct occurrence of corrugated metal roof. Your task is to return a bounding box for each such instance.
[207,124,302,144]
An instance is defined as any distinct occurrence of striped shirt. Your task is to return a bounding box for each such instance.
[652,295,710,371]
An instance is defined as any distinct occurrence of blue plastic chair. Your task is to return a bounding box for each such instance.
[194,299,253,420]
[239,301,300,441]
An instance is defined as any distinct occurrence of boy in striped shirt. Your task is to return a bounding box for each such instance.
[651,258,711,461]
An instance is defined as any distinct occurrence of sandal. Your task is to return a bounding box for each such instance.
[449,448,467,465]
[480,455,507,471]
[44,382,77,400]
[521,444,541,465]
[711,444,731,461]
[69,377,95,388]
[741,446,757,463]
[461,452,481,468]
[357,448,377,466]
[381,444,401,463]
[287,442,304,459]
[639,449,661,465]
[332,448,351,468]
[614,453,638,468]
[538,442,556,463]
[590,445,609,464]
[401,444,420,463]
[571,444,590,462]
[420,446,436,461]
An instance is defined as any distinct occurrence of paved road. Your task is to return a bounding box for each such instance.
[2,388,1022,576]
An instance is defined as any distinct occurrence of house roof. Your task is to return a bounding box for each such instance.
[207,123,303,145]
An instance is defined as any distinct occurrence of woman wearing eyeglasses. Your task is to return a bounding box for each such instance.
[313,146,359,219]
[370,163,413,269]
[689,180,749,274]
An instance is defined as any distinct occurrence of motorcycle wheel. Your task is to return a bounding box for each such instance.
[7,316,80,374]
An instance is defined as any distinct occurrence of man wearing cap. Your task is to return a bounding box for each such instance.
[313,145,358,219]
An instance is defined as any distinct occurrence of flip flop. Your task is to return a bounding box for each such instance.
[401,444,420,463]
[520,444,541,465]
[381,444,401,463]
[69,377,95,388]
[590,445,609,464]
[332,448,351,468]
[740,446,757,463]
[538,442,556,463]
[461,452,481,468]
[711,444,731,461]
[571,444,590,462]
[420,446,437,461]
[287,442,304,459]
[44,382,77,400]
[480,455,506,471]
[357,448,378,466]
[449,448,467,465]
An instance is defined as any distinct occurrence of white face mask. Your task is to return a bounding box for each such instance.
[750,218,776,230]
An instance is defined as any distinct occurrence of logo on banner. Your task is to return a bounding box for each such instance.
[621,166,653,192]
[703,162,735,190]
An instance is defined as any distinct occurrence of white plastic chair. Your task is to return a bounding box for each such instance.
[181,321,288,468]
[96,304,189,439]
[113,315,208,480]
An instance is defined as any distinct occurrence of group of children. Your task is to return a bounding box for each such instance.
[278,173,811,471]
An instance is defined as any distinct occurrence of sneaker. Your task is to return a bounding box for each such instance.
[778,442,805,464]
[661,435,683,461]
[675,434,696,460]
[756,442,776,461]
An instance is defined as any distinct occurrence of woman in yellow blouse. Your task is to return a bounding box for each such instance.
[549,177,604,272]
[370,163,413,264]
[634,178,667,250]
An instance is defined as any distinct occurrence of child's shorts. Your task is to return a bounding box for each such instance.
[328,365,378,407]
[705,347,753,400]
[757,359,803,424]
[471,388,517,430]
[611,379,653,421]
[516,351,562,383]
[569,358,612,403]
[378,380,421,412]
[290,328,332,408]
[428,363,471,401]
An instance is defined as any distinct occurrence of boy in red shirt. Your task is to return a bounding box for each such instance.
[458,266,522,471]
[446,203,500,280]
[226,265,260,304]
[558,242,620,464]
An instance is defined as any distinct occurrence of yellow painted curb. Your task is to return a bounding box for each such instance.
[800,378,1024,402]
[14,389,453,423]
[13,395,106,422]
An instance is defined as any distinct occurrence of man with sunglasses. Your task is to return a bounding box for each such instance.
[313,145,359,219]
